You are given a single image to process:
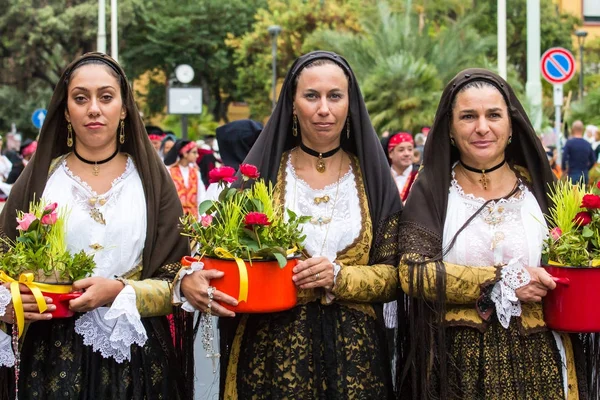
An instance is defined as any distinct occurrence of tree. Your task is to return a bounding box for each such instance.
[306,2,493,132]
[226,0,368,120]
[120,0,265,122]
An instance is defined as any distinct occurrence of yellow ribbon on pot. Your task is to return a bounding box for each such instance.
[214,248,249,303]
[0,272,71,338]
[548,259,600,267]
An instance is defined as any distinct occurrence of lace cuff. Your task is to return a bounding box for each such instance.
[324,262,342,304]
[0,285,10,317]
[491,258,531,329]
[0,329,15,367]
[172,260,204,312]
[74,285,148,363]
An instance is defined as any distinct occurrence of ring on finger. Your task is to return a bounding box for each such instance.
[207,286,215,300]
[314,272,320,281]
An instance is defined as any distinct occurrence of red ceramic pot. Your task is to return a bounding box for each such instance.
[43,292,82,318]
[182,256,298,313]
[542,264,600,333]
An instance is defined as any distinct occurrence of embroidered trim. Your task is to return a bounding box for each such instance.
[450,168,526,204]
[0,330,15,367]
[287,151,353,192]
[0,285,10,317]
[62,155,134,197]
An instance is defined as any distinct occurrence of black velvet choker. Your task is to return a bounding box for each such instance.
[460,159,505,190]
[300,143,341,173]
[73,146,119,176]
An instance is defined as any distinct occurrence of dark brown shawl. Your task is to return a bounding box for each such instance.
[219,50,404,397]
[0,52,193,398]
[396,68,597,399]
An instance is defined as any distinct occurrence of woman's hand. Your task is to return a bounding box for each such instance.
[515,266,557,303]
[0,283,56,323]
[292,257,335,290]
[180,270,237,317]
[69,277,125,312]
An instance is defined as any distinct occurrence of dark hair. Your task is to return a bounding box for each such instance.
[66,58,124,98]
[292,58,351,98]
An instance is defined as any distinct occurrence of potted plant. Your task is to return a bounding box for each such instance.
[542,180,600,332]
[180,164,310,313]
[0,199,96,336]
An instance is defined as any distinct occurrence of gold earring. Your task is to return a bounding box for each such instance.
[119,120,125,144]
[67,123,73,147]
[450,137,455,146]
[346,118,350,139]
[292,114,298,137]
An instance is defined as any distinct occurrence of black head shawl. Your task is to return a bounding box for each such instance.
[216,119,262,172]
[163,139,192,166]
[396,69,598,399]
[0,53,193,396]
[241,50,402,241]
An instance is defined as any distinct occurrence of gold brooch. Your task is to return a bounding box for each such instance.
[314,195,330,205]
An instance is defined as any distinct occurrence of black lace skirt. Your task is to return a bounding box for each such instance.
[2,315,186,400]
[234,302,393,400]
[444,321,564,400]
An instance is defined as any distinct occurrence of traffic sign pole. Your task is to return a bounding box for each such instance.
[553,85,564,166]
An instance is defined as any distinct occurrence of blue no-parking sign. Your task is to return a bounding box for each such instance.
[540,48,576,85]
[31,108,47,129]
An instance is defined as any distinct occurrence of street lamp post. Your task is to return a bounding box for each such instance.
[268,25,282,110]
[575,30,588,100]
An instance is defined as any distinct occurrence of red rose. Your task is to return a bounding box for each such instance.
[244,212,271,227]
[209,166,237,184]
[573,211,592,226]
[581,194,600,209]
[240,164,260,180]
[597,181,600,190]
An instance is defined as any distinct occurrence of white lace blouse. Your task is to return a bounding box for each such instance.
[283,154,362,264]
[0,156,148,365]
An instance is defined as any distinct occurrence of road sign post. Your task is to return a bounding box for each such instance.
[31,108,47,130]
[541,47,576,167]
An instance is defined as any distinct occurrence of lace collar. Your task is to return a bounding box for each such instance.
[62,155,135,197]
[286,152,353,193]
[450,166,527,205]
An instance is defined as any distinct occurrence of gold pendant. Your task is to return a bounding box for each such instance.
[314,195,330,205]
[479,171,489,190]
[90,208,106,225]
[93,164,99,176]
[316,156,326,173]
[89,243,104,250]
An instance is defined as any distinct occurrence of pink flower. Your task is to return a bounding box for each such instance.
[208,166,237,184]
[550,227,562,241]
[16,213,37,231]
[41,212,58,225]
[44,202,58,213]
[240,164,260,180]
[200,215,213,227]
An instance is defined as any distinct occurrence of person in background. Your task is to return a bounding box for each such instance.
[19,139,37,165]
[413,148,422,167]
[414,133,426,156]
[546,146,562,179]
[388,132,418,203]
[0,136,12,181]
[584,124,597,144]
[204,119,263,200]
[196,138,219,188]
[146,126,165,153]
[562,120,595,184]
[4,150,24,185]
[159,132,177,163]
[164,139,206,218]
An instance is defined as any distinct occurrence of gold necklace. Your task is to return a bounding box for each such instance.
[292,149,345,255]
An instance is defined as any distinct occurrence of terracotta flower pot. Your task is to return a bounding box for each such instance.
[542,264,600,333]
[182,256,298,313]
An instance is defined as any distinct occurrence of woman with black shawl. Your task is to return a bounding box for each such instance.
[397,69,596,399]
[0,53,192,399]
[180,51,402,398]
